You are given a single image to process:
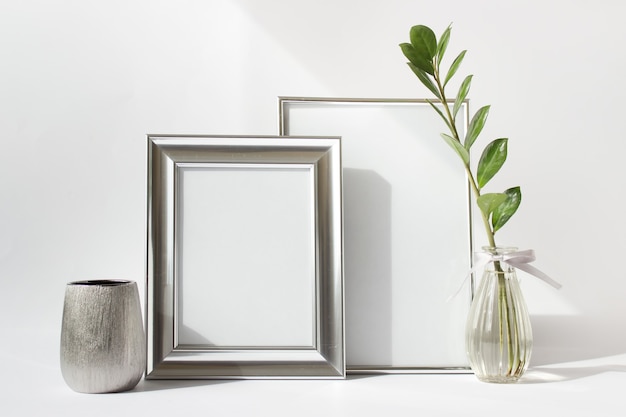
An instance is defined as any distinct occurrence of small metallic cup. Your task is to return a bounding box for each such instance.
[60,280,145,393]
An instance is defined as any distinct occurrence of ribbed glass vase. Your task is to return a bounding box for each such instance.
[465,247,532,383]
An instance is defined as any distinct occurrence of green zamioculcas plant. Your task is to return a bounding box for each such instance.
[399,24,520,248]
[400,24,533,383]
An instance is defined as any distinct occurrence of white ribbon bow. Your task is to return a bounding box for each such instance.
[448,249,561,302]
[474,249,562,289]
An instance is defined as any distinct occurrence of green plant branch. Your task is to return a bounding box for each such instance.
[431,66,498,250]
[401,24,527,379]
[432,65,463,143]
[400,24,521,253]
[464,166,497,249]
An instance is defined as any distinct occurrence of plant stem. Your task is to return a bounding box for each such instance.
[433,64,518,375]
[432,68,497,249]
[498,274,514,374]
[426,36,521,379]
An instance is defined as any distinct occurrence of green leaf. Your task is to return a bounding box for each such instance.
[477,138,508,188]
[426,99,453,132]
[444,50,466,87]
[464,105,490,149]
[477,193,507,219]
[436,24,452,63]
[407,63,441,99]
[440,133,469,164]
[410,25,437,61]
[400,43,434,75]
[492,186,521,233]
[453,75,472,119]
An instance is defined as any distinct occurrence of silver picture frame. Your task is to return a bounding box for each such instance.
[279,97,473,373]
[146,135,345,379]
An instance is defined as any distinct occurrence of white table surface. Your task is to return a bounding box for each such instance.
[4,335,624,417]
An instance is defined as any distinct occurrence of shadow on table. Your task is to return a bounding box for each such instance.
[133,374,371,392]
[520,314,626,383]
[522,364,626,383]
[132,378,237,393]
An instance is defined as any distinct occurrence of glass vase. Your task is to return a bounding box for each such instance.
[465,247,532,383]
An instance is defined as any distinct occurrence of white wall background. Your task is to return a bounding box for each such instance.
[1,0,625,369]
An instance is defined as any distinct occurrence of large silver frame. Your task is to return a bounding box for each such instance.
[279,98,473,374]
[146,135,344,379]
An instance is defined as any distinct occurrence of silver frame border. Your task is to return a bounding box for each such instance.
[146,135,345,379]
[278,97,474,374]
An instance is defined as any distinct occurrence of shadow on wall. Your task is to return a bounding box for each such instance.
[531,315,626,366]
[177,324,215,346]
[343,168,392,367]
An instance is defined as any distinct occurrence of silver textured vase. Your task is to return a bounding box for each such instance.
[60,280,145,393]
